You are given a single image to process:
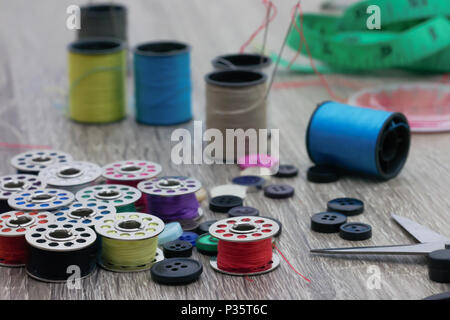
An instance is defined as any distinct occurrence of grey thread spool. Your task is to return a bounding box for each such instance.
[212,53,272,72]
[78,4,127,42]
[205,70,268,160]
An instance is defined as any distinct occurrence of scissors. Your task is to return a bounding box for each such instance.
[311,214,450,255]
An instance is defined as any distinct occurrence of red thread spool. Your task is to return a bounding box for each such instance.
[0,211,52,267]
[209,216,280,276]
[102,160,162,209]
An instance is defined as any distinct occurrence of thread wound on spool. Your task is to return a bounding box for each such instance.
[205,70,268,160]
[78,4,127,42]
[68,38,127,123]
[134,41,192,125]
[306,101,410,180]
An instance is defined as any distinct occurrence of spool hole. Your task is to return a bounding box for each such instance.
[8,216,32,226]
[120,165,141,172]
[31,156,51,163]
[207,70,265,86]
[231,223,257,234]
[214,54,270,69]
[96,190,120,200]
[31,194,54,203]
[136,42,187,54]
[58,167,82,178]
[378,115,410,178]
[118,220,141,230]
[158,179,181,188]
[71,208,95,218]
[49,229,72,239]
[3,181,25,190]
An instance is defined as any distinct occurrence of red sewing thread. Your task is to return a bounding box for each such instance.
[0,235,29,266]
[239,0,277,53]
[217,238,273,273]
[288,2,346,103]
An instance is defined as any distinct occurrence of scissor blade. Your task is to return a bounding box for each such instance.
[311,242,446,255]
[392,214,450,244]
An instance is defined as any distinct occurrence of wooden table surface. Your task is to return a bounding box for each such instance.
[0,0,449,300]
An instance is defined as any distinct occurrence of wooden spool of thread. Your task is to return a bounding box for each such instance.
[205,70,268,160]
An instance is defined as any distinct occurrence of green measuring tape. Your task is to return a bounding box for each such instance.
[275,0,450,73]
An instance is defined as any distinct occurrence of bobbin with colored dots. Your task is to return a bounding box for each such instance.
[25,221,97,282]
[102,160,162,183]
[0,211,53,267]
[53,201,116,228]
[38,161,101,192]
[137,176,202,218]
[75,184,141,210]
[95,212,165,272]
[209,216,280,276]
[8,188,75,211]
[0,174,45,213]
[11,150,73,174]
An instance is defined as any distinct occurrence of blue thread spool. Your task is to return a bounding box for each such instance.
[134,41,192,125]
[306,101,411,180]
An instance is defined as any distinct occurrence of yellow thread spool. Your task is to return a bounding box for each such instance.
[68,38,127,123]
[94,212,165,272]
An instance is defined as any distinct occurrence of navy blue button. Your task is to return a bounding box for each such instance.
[275,164,298,178]
[195,220,217,235]
[263,184,294,199]
[209,195,243,213]
[163,240,193,258]
[311,212,347,233]
[178,232,199,246]
[232,175,265,189]
[307,165,339,183]
[327,198,364,216]
[228,206,259,217]
[339,223,372,241]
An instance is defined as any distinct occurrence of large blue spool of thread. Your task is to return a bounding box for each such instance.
[306,101,411,180]
[134,41,192,125]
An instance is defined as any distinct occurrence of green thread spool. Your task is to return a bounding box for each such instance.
[68,39,127,123]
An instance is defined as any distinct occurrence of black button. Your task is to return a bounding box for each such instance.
[339,223,372,241]
[311,212,347,233]
[427,249,450,283]
[327,197,364,216]
[209,195,243,213]
[163,240,193,258]
[274,164,299,178]
[307,165,339,183]
[195,220,217,235]
[151,258,203,285]
[260,216,282,237]
[263,184,294,199]
[228,206,259,217]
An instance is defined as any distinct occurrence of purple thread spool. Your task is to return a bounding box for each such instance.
[137,176,202,222]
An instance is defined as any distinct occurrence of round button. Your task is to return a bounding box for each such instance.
[195,220,217,235]
[327,198,364,216]
[311,212,347,233]
[274,164,299,178]
[231,175,265,190]
[307,165,340,183]
[163,240,193,258]
[263,184,294,199]
[158,222,183,246]
[423,292,450,300]
[196,234,218,256]
[428,249,450,283]
[228,206,259,218]
[339,223,372,241]
[151,258,203,285]
[178,232,198,246]
[209,195,243,213]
